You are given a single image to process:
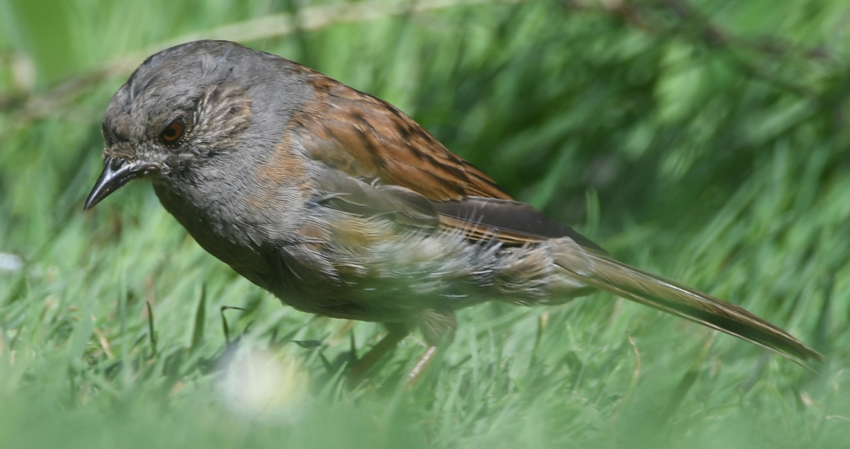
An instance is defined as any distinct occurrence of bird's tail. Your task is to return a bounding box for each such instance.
[552,238,823,364]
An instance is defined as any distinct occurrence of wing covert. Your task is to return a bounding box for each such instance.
[289,69,602,251]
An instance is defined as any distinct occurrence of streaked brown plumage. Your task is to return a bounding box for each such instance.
[85,40,821,384]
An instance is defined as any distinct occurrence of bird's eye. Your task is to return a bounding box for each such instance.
[160,118,186,144]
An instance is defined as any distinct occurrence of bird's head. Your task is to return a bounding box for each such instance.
[85,40,259,210]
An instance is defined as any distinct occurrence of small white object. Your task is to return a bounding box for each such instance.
[0,253,23,273]
[219,344,310,421]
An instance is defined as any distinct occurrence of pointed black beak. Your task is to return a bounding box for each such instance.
[84,156,149,210]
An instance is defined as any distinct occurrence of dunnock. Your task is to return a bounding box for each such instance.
[85,40,821,380]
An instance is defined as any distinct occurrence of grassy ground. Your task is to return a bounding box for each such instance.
[2,0,850,447]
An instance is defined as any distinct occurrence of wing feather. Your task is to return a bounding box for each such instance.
[291,70,599,248]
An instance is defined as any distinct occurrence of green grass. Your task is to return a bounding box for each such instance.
[2,0,850,447]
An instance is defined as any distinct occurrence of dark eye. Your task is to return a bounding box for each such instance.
[160,118,186,144]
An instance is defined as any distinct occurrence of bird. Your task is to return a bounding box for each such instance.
[85,40,822,382]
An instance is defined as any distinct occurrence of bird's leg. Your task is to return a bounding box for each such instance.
[407,346,438,384]
[406,309,457,385]
[346,322,409,387]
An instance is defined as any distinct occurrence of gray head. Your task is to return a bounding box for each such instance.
[85,40,305,209]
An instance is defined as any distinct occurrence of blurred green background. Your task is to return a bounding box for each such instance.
[1,0,850,447]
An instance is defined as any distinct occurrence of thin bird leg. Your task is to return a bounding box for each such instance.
[406,309,456,385]
[407,346,438,385]
[346,323,409,387]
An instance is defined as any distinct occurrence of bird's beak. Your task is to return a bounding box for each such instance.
[84,156,151,210]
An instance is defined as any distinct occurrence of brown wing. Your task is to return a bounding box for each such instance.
[290,69,600,249]
[291,70,510,202]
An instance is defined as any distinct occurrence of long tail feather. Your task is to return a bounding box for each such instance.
[553,240,823,364]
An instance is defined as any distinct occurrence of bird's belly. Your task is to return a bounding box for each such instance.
[264,257,441,324]
[262,235,593,323]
